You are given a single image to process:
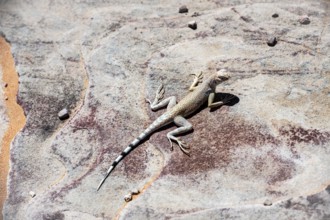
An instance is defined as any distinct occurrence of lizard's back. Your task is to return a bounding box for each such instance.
[168,80,211,118]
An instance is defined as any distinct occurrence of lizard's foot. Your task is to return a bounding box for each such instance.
[191,72,203,83]
[176,138,190,155]
[167,136,190,155]
[147,84,164,105]
[189,72,203,91]
[147,84,167,110]
[167,116,193,155]
[155,84,165,102]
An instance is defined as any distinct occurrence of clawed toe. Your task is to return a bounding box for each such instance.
[190,72,203,82]
[177,139,190,155]
[179,146,190,156]
[167,137,190,155]
[178,140,189,149]
[167,137,174,151]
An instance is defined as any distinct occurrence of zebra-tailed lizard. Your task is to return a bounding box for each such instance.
[97,70,231,191]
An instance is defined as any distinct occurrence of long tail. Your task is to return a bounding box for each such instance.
[96,116,167,191]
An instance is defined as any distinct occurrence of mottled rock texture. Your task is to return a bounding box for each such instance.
[0,0,330,219]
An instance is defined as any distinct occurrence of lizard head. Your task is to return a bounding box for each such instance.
[213,69,230,84]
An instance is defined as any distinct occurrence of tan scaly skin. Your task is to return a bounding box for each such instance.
[97,70,231,191]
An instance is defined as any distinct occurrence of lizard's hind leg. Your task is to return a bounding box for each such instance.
[167,116,192,155]
[146,84,177,111]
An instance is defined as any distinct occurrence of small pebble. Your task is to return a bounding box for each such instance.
[272,13,279,18]
[263,199,272,206]
[5,96,8,101]
[188,21,197,30]
[124,193,132,202]
[191,12,200,17]
[58,108,70,120]
[267,36,277,47]
[179,5,188,13]
[299,16,310,25]
[131,189,140,195]
[29,191,36,198]
[4,83,8,88]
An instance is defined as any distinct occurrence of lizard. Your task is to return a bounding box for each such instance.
[97,69,231,191]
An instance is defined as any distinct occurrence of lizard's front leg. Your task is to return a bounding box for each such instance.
[166,116,192,155]
[207,92,225,108]
[146,84,177,111]
[208,92,234,109]
[189,72,203,91]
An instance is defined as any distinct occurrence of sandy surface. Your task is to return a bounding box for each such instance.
[0,37,26,220]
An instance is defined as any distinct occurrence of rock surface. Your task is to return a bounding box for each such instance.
[0,0,330,219]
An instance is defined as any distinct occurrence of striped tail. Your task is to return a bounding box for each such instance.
[96,116,168,191]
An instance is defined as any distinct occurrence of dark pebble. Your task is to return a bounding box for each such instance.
[192,12,200,17]
[299,16,310,25]
[58,108,70,120]
[264,199,273,206]
[267,36,277,47]
[188,21,197,30]
[272,13,279,18]
[179,5,188,13]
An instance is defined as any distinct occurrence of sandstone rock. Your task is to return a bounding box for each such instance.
[0,0,329,219]
[263,199,272,206]
[267,36,277,47]
[124,193,132,202]
[299,16,311,25]
[192,12,201,17]
[272,13,279,18]
[131,188,140,195]
[29,191,36,198]
[179,5,189,14]
[188,21,197,30]
[58,108,69,120]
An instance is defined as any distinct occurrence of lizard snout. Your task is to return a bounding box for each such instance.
[216,69,230,81]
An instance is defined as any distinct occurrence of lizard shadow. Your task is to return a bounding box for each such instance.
[209,92,240,112]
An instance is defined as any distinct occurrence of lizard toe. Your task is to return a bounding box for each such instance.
[179,146,190,156]
[167,137,174,151]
